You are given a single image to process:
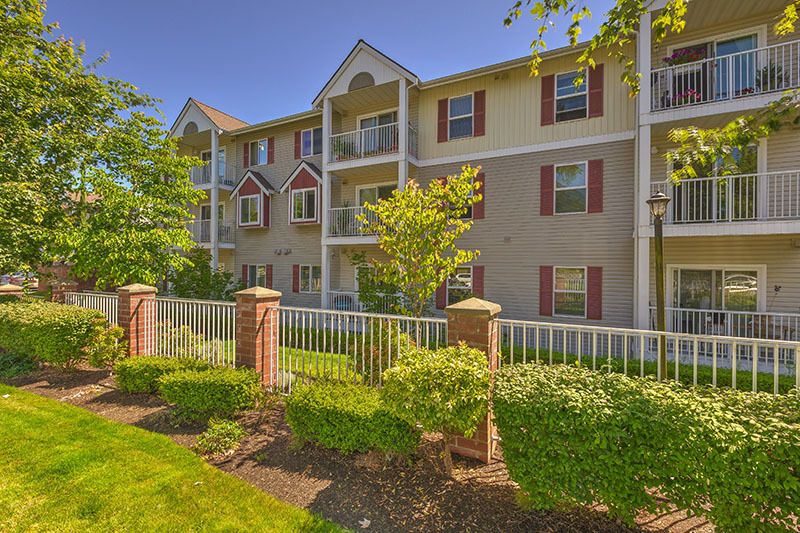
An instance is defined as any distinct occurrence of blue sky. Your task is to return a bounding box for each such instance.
[44,0,615,127]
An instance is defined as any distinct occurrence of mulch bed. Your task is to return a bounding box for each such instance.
[4,367,715,532]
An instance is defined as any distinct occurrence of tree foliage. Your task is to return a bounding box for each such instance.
[356,165,481,318]
[0,0,204,287]
[167,248,244,301]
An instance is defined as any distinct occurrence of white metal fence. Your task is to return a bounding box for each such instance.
[330,123,399,161]
[189,222,235,244]
[327,206,379,237]
[651,307,800,342]
[189,163,236,186]
[326,290,398,314]
[65,292,118,325]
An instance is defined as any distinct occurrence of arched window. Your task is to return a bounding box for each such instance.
[182,121,198,135]
[348,72,375,92]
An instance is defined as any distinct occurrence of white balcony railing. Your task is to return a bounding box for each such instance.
[650,40,800,111]
[189,222,235,244]
[326,290,398,314]
[327,206,379,237]
[650,307,800,342]
[190,163,236,187]
[650,171,800,224]
[329,123,418,162]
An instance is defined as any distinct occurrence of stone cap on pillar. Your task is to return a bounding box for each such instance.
[445,297,501,317]
[0,284,24,293]
[117,283,158,295]
[49,279,78,288]
[234,286,282,299]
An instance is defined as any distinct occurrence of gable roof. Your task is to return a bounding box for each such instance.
[312,40,418,107]
[169,98,250,136]
[231,170,276,197]
[279,161,322,193]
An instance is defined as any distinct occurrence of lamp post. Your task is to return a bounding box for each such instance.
[647,191,671,381]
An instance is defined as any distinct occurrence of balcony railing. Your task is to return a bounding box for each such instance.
[326,290,397,314]
[327,206,379,237]
[650,40,800,111]
[650,171,800,224]
[650,307,800,342]
[189,163,236,187]
[189,222,235,244]
[329,123,418,162]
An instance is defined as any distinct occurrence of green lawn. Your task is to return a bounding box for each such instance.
[0,383,346,533]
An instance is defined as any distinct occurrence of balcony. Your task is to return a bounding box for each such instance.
[327,206,380,237]
[326,290,397,314]
[189,163,236,187]
[329,123,418,162]
[650,307,800,342]
[189,222,235,245]
[650,171,800,225]
[650,40,800,112]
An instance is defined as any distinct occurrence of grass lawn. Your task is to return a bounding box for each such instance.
[0,383,346,533]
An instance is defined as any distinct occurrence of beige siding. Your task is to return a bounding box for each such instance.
[331,169,398,209]
[330,245,391,292]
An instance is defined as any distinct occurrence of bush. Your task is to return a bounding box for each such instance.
[0,294,21,304]
[114,356,210,393]
[0,301,114,370]
[285,380,420,456]
[0,349,38,378]
[158,367,260,421]
[493,363,800,531]
[381,343,491,473]
[193,418,248,456]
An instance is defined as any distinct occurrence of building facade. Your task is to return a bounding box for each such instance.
[169,0,800,340]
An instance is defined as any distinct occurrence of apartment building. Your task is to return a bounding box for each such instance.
[169,0,800,340]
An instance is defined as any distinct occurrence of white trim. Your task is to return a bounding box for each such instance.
[554,70,588,123]
[553,161,589,215]
[290,187,318,224]
[666,264,767,312]
[447,93,474,141]
[238,194,261,227]
[553,266,587,319]
[230,170,273,198]
[418,130,635,167]
[298,264,323,293]
[279,160,323,193]
[300,127,323,157]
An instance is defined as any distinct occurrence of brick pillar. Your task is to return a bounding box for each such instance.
[445,297,502,464]
[49,279,78,303]
[235,286,281,387]
[0,284,24,300]
[117,284,157,357]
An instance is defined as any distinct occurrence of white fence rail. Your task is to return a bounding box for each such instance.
[65,292,118,325]
[327,206,379,237]
[651,171,800,224]
[650,40,800,111]
[326,290,397,314]
[650,307,800,342]
[189,222,235,244]
[498,318,799,394]
[190,163,236,186]
[330,123,399,161]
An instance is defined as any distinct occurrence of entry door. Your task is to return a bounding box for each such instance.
[359,112,397,153]
[715,34,758,100]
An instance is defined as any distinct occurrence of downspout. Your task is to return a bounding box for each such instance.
[632,27,642,330]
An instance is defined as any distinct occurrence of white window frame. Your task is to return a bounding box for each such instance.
[301,127,323,157]
[249,139,268,166]
[667,264,766,311]
[446,265,473,306]
[553,266,587,319]
[290,187,317,223]
[447,94,473,141]
[554,161,588,215]
[355,182,396,206]
[238,194,260,227]
[554,70,588,123]
[299,264,322,293]
[247,264,268,289]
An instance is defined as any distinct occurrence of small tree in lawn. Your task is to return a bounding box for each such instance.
[356,165,481,318]
[381,343,491,475]
[167,248,244,301]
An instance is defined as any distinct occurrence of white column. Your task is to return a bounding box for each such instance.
[321,98,332,307]
[321,244,330,309]
[210,128,219,270]
[638,11,652,117]
[397,79,408,192]
[634,123,652,329]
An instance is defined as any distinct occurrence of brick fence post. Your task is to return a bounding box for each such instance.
[117,284,157,357]
[235,287,281,387]
[0,284,24,300]
[445,297,502,464]
[49,279,78,303]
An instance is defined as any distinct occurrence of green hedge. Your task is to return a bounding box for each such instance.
[0,301,110,369]
[493,363,800,532]
[114,356,210,393]
[158,367,260,421]
[285,381,420,456]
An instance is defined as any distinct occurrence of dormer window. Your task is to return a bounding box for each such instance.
[291,188,316,223]
[239,195,260,226]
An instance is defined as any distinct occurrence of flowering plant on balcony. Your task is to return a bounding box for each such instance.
[672,89,702,106]
[662,48,707,67]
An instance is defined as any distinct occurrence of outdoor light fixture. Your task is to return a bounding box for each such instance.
[646,191,671,219]
[647,191,671,381]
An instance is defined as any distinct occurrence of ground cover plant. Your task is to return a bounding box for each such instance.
[193,417,248,456]
[0,383,342,532]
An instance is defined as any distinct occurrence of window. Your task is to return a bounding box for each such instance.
[300,265,322,293]
[447,266,473,305]
[359,112,397,153]
[301,127,323,157]
[357,184,395,206]
[247,265,268,289]
[555,71,587,122]
[239,195,259,226]
[672,268,758,311]
[291,188,316,222]
[249,139,268,166]
[554,267,586,317]
[554,163,587,214]
[448,95,473,140]
[217,149,225,177]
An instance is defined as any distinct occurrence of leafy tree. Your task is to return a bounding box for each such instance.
[167,249,244,301]
[0,0,204,288]
[356,165,482,318]
[347,250,404,314]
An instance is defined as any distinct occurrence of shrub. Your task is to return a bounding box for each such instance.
[0,301,110,370]
[114,356,210,393]
[381,343,491,473]
[285,380,420,456]
[0,349,38,378]
[86,325,126,368]
[0,294,21,304]
[158,367,260,421]
[493,363,800,531]
[193,418,248,456]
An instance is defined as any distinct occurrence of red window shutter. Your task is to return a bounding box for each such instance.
[437,98,448,143]
[267,136,275,164]
[473,90,486,137]
[473,172,485,219]
[294,131,301,159]
[472,266,484,298]
[587,267,603,320]
[539,266,553,316]
[243,142,250,168]
[292,264,299,292]
[262,194,270,227]
[242,264,248,285]
[588,63,604,118]
[540,165,554,216]
[264,265,273,289]
[587,159,603,213]
[541,74,555,126]
[435,281,447,309]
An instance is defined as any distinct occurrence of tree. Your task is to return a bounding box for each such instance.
[0,0,204,288]
[347,250,404,314]
[167,249,244,302]
[356,165,482,318]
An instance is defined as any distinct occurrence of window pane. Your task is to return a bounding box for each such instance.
[555,95,587,122]
[555,268,585,291]
[300,266,310,292]
[556,72,586,97]
[554,292,586,316]
[359,188,377,205]
[248,265,257,289]
[302,130,312,156]
[304,189,316,219]
[201,205,211,221]
[239,199,249,224]
[724,271,758,311]
[377,185,395,200]
[250,143,258,166]
[311,266,322,293]
[555,189,587,213]
[360,117,377,129]
[293,192,304,220]
[678,270,715,309]
[378,112,397,125]
[257,265,266,288]
[257,140,267,165]
[218,149,225,177]
[450,95,472,118]
[556,164,586,189]
[449,267,472,289]
[312,128,322,155]
[449,116,473,139]
[249,198,259,223]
